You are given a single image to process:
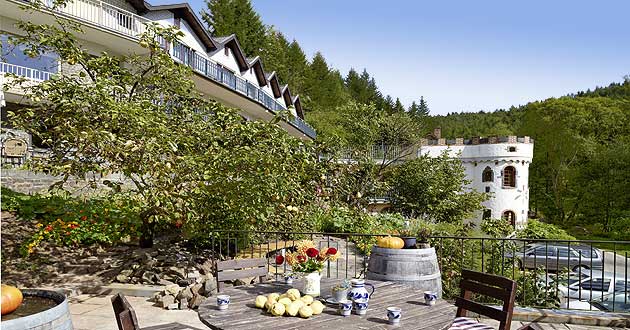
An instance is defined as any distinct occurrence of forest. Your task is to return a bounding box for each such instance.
[204,0,630,240]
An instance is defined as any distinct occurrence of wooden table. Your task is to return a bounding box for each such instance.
[198,278,457,330]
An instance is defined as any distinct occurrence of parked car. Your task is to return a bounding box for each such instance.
[557,274,629,301]
[505,243,603,271]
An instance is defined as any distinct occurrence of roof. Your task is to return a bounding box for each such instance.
[141,2,216,52]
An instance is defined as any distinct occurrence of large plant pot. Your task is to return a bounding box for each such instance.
[402,237,417,249]
[1,289,73,330]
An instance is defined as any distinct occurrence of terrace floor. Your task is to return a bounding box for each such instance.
[69,294,622,330]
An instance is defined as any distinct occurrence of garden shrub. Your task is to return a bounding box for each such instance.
[6,189,143,255]
[517,219,575,240]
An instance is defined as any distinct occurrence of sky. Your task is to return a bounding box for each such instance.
[157,0,630,115]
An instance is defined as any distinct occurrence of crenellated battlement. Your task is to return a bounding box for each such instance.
[420,136,533,146]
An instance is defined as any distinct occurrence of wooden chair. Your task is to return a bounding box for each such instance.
[111,293,140,330]
[449,269,517,330]
[216,258,268,292]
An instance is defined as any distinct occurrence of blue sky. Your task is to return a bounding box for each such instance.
[160,0,630,115]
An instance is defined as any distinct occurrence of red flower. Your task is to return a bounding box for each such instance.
[80,215,87,221]
[326,247,338,255]
[275,255,285,265]
[296,255,307,263]
[45,225,53,232]
[69,224,79,229]
[306,248,319,258]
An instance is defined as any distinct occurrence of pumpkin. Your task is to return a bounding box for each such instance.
[377,236,404,249]
[1,285,23,315]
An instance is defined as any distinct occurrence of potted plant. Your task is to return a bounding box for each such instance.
[331,279,350,302]
[399,219,424,249]
[417,226,432,249]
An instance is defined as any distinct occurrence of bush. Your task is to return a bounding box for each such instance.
[517,219,575,240]
[4,189,143,255]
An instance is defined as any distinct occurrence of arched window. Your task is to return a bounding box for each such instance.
[502,210,516,227]
[482,209,492,220]
[502,166,516,188]
[482,166,493,182]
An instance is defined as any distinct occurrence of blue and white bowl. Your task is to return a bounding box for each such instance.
[354,298,368,315]
[338,299,353,316]
[217,295,230,310]
[423,291,438,306]
[386,307,401,324]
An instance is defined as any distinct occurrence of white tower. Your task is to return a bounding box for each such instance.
[418,134,534,229]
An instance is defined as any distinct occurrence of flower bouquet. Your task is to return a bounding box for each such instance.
[275,240,341,296]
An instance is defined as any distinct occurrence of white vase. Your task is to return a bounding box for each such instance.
[303,272,321,296]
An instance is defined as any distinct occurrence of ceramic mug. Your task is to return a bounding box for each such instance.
[423,291,438,306]
[354,298,368,315]
[284,275,293,284]
[216,295,230,310]
[338,299,353,316]
[386,307,401,324]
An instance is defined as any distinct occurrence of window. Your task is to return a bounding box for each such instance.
[580,279,610,291]
[614,281,627,293]
[575,247,598,259]
[509,146,517,152]
[557,247,576,258]
[485,186,490,193]
[502,210,516,226]
[482,209,491,220]
[533,246,555,256]
[224,47,229,56]
[482,166,493,182]
[502,166,516,188]
[1,34,58,73]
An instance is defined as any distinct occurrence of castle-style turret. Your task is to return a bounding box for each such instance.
[419,134,534,229]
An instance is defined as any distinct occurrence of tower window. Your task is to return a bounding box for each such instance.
[482,166,493,182]
[502,166,516,188]
[509,146,517,152]
[485,186,490,193]
[482,209,492,220]
[502,210,516,227]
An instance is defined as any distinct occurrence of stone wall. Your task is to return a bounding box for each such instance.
[1,169,129,195]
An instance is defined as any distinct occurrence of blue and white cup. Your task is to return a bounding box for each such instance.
[217,295,230,310]
[338,299,353,316]
[423,291,438,306]
[386,307,401,324]
[354,298,368,315]
[284,274,293,284]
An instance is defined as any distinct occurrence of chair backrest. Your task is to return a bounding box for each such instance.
[111,293,140,330]
[455,269,517,330]
[216,258,268,292]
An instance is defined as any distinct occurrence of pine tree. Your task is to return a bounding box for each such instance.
[303,52,347,110]
[285,40,308,93]
[202,0,266,57]
[417,96,430,116]
[408,101,419,116]
[260,28,289,83]
[383,95,395,113]
[393,98,405,113]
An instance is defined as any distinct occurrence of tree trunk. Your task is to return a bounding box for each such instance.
[139,218,155,248]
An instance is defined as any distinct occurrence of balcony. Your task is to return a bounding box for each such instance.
[11,0,316,139]
[1,62,53,81]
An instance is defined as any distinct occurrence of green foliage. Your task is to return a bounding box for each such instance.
[516,220,575,240]
[389,151,488,223]
[302,52,349,111]
[3,189,142,255]
[480,218,513,238]
[202,0,266,57]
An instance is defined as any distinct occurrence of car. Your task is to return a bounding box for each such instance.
[505,243,604,272]
[559,275,629,301]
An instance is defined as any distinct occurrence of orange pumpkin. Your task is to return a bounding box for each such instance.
[1,284,23,315]
[377,236,405,249]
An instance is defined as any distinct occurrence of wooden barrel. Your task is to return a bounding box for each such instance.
[367,246,442,297]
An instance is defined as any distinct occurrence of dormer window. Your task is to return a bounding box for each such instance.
[224,47,229,56]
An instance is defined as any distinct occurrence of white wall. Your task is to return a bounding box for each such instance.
[419,142,534,229]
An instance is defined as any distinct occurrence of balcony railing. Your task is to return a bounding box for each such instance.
[32,0,316,139]
[172,41,316,139]
[1,62,53,81]
[204,230,630,312]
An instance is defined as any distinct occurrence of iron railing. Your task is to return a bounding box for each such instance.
[202,230,630,313]
[1,62,53,81]
[31,0,316,139]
